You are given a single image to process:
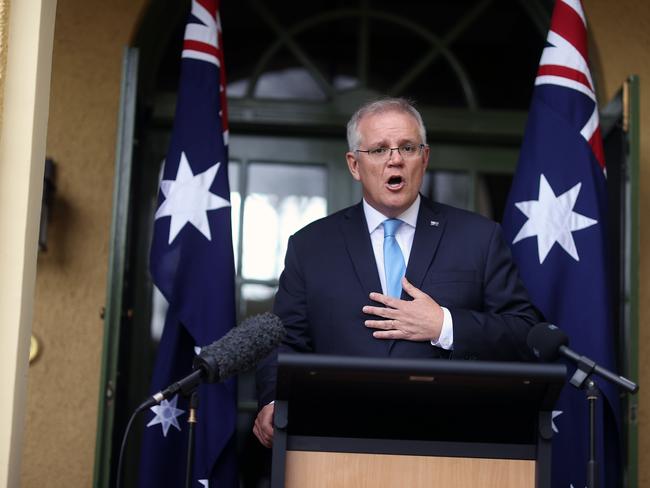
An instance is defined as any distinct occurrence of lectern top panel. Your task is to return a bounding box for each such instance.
[276,354,566,444]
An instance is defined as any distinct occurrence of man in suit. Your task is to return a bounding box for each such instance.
[253,97,541,447]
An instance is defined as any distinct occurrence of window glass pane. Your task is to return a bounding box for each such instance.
[227,79,248,98]
[479,173,513,222]
[242,163,327,280]
[228,68,359,100]
[229,161,241,270]
[421,170,470,210]
[421,171,511,221]
[240,283,277,318]
[254,67,326,100]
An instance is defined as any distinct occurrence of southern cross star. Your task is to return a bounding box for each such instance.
[512,174,597,264]
[147,395,185,437]
[155,151,230,244]
[551,410,563,434]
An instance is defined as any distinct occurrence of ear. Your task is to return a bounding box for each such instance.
[346,152,361,181]
[420,145,430,173]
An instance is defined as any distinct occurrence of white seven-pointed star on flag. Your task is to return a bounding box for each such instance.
[512,174,597,264]
[147,395,185,437]
[155,151,230,244]
[552,410,563,434]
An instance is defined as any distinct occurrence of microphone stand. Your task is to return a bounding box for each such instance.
[584,379,599,488]
[527,324,638,488]
[185,390,199,488]
[565,356,608,488]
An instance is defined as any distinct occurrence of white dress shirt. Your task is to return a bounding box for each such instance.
[363,196,454,350]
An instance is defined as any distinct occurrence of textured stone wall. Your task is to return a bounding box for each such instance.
[20,1,146,486]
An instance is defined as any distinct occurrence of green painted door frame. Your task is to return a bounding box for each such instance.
[93,47,139,488]
[623,75,640,488]
[601,74,641,488]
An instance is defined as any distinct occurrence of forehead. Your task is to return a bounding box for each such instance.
[357,110,421,143]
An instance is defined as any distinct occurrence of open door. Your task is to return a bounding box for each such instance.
[600,75,640,488]
[93,47,139,488]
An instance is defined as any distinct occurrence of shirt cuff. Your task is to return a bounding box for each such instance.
[431,306,454,350]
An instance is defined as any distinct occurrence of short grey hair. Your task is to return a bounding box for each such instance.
[346,97,427,152]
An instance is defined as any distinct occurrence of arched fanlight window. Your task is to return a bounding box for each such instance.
[222,0,549,110]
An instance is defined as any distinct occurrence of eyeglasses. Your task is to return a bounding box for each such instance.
[355,143,427,162]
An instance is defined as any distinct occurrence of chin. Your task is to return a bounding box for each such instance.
[389,194,415,208]
[380,201,410,217]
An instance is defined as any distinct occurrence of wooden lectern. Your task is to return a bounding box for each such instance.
[271,354,565,488]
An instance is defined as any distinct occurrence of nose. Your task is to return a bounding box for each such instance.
[387,147,404,164]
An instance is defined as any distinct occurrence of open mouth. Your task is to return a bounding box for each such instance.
[386,175,404,190]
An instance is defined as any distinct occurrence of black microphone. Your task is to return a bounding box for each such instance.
[527,322,638,393]
[527,322,568,362]
[138,312,285,410]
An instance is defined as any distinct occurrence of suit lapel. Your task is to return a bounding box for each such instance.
[405,197,446,293]
[340,203,383,295]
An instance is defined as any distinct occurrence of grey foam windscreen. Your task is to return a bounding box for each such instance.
[194,312,285,383]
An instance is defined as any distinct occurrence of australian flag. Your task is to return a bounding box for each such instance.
[138,0,238,487]
[502,1,621,487]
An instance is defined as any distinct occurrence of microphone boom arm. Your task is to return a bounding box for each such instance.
[138,369,204,411]
[560,345,638,393]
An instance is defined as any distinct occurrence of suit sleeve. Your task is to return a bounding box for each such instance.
[448,223,542,361]
[255,236,313,407]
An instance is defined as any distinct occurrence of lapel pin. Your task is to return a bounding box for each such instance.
[430,220,439,227]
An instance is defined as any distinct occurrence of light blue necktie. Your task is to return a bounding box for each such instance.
[382,219,406,298]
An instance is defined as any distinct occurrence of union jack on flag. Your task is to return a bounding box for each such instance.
[139,0,238,487]
[503,0,621,486]
[535,0,605,170]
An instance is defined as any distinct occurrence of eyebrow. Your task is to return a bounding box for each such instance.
[366,138,419,148]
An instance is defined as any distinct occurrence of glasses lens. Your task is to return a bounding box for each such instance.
[398,144,421,158]
[369,147,389,159]
[362,144,423,161]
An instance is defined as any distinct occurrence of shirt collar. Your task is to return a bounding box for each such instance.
[363,194,420,233]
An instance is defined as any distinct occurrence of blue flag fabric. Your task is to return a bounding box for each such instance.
[138,0,237,487]
[502,1,621,487]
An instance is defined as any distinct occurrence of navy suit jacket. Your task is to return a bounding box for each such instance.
[256,196,541,406]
